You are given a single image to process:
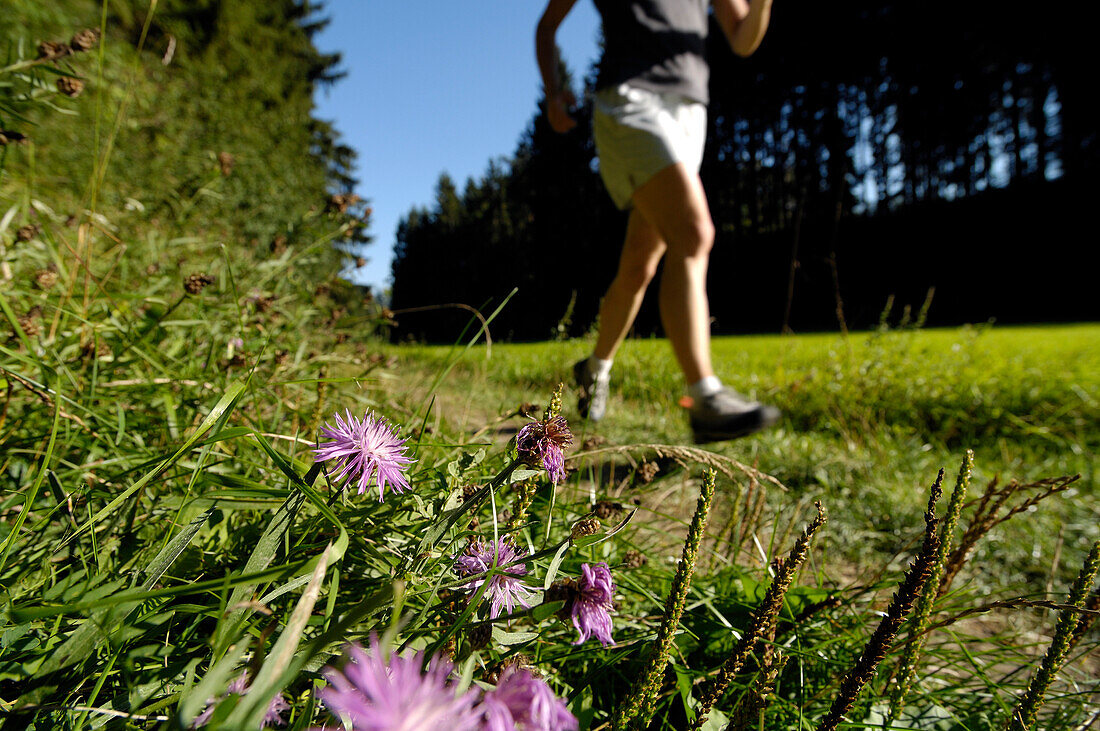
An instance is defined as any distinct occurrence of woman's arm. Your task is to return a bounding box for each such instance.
[713,0,773,57]
[536,0,579,133]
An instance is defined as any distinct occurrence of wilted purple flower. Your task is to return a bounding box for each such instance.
[516,416,573,484]
[314,409,414,501]
[455,537,537,619]
[480,665,578,731]
[318,637,482,731]
[571,562,615,646]
[193,671,290,728]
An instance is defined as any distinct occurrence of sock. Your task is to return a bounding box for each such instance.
[688,376,722,401]
[589,356,613,379]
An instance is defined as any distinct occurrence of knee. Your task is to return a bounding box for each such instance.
[615,259,660,291]
[671,217,715,261]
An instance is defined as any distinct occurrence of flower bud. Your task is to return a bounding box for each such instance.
[70,29,101,52]
[35,268,58,290]
[57,77,85,97]
[570,517,601,541]
[37,41,69,60]
[184,272,215,294]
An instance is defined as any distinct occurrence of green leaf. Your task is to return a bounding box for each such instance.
[135,507,216,590]
[26,507,215,678]
[531,600,565,621]
[698,707,730,730]
[176,641,251,728]
[60,381,248,548]
[212,491,306,656]
[543,541,571,590]
[490,627,539,647]
[411,461,517,562]
[229,543,334,728]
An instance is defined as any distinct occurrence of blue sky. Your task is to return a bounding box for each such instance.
[313,1,602,291]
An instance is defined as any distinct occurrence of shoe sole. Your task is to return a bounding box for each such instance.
[691,406,780,444]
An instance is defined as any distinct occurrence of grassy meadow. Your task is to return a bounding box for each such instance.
[3,222,1098,729]
[389,323,1099,587]
[3,5,1099,730]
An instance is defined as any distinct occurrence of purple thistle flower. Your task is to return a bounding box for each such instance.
[571,562,616,646]
[193,672,290,728]
[318,637,482,731]
[314,409,414,501]
[455,537,537,619]
[480,666,578,731]
[516,416,573,484]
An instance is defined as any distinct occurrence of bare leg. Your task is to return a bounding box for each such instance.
[592,209,667,360]
[630,162,716,385]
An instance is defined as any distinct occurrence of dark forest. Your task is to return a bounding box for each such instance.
[389,0,1099,341]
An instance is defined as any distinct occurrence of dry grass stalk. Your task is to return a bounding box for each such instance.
[910,597,1099,642]
[569,443,787,492]
[818,471,944,731]
[939,474,1079,597]
[614,470,717,730]
[1004,540,1100,730]
[1067,588,1099,651]
[710,475,767,571]
[692,501,827,729]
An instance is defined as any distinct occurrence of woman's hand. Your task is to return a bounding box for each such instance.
[547,88,577,133]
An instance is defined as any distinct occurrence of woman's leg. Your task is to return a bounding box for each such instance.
[592,209,667,360]
[629,162,716,385]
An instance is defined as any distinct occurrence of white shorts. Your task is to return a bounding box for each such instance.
[593,83,707,210]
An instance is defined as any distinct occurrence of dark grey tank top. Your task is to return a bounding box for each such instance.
[593,0,710,104]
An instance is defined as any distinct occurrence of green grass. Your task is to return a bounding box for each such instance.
[386,323,1099,591]
[3,234,1098,729]
[3,8,1098,726]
